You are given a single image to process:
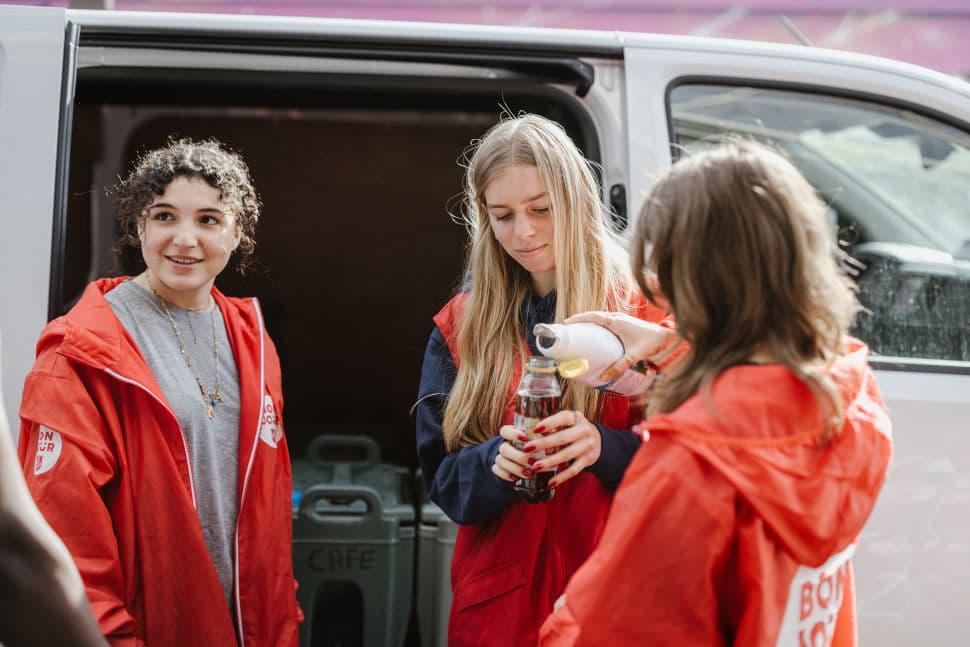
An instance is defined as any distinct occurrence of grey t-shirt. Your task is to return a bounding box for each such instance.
[106,279,241,609]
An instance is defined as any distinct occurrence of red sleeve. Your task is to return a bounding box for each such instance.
[540,437,735,646]
[19,368,144,647]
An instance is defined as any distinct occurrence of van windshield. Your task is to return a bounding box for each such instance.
[670,85,970,258]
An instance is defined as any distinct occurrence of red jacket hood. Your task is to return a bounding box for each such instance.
[645,339,892,567]
[40,277,261,385]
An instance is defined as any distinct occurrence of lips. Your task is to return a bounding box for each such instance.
[165,255,202,266]
[516,244,548,258]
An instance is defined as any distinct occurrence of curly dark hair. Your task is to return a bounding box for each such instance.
[114,137,261,273]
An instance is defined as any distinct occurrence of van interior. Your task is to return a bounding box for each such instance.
[60,65,597,469]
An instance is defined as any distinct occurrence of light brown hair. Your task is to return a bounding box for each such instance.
[631,139,860,436]
[442,114,636,450]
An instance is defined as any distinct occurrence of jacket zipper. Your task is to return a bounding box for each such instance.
[232,297,266,647]
[103,368,198,509]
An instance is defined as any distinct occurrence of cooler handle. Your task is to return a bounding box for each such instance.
[306,434,381,468]
[298,484,384,526]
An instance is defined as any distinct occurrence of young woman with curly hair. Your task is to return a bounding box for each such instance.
[18,139,300,646]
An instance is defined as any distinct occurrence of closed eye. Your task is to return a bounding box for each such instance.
[493,212,513,222]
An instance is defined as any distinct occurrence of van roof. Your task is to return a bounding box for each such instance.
[69,8,969,97]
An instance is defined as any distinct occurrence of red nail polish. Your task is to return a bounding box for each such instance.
[523,469,533,477]
[534,425,545,434]
[527,457,537,465]
[518,433,529,442]
[533,462,543,471]
[523,444,536,453]
[545,448,555,456]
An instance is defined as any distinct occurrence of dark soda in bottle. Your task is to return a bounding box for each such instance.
[512,356,562,503]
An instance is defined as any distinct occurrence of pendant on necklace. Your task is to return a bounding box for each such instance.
[206,402,215,420]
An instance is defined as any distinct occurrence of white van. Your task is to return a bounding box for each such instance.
[1,5,968,644]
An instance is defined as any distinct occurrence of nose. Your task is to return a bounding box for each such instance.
[172,221,200,248]
[514,213,536,240]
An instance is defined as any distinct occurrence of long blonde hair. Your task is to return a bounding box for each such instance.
[443,114,634,450]
[631,139,860,437]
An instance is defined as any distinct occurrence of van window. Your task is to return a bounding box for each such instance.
[669,84,970,364]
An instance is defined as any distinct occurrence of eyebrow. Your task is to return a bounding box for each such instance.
[147,202,225,214]
[486,192,549,209]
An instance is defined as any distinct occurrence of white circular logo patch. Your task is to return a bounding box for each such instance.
[33,426,62,476]
[258,394,281,448]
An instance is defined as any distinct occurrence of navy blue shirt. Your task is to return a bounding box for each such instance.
[416,291,642,524]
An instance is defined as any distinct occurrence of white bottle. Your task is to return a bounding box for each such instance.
[533,322,656,396]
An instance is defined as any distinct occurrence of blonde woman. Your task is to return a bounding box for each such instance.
[540,140,892,646]
[415,114,674,645]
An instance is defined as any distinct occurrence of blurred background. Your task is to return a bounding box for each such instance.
[9,0,970,80]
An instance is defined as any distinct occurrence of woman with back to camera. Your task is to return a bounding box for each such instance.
[540,139,893,646]
[416,114,679,646]
[18,139,300,646]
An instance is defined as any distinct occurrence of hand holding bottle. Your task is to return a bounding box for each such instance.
[493,425,534,482]
[513,409,601,489]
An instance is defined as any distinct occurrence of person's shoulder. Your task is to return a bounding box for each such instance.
[213,289,261,320]
[443,289,471,310]
[35,279,130,365]
[621,433,734,516]
[433,291,470,327]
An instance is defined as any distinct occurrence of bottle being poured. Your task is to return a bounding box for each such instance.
[534,322,657,396]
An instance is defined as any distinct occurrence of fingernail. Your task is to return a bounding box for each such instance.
[527,457,537,465]
[523,444,536,453]
[518,433,529,442]
[523,469,533,477]
[533,462,543,471]
[545,448,555,456]
[507,474,517,482]
[534,425,545,434]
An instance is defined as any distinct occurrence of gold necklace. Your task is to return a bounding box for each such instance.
[146,275,223,420]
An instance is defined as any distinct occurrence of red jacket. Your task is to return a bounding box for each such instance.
[434,292,670,646]
[540,340,892,646]
[18,278,300,647]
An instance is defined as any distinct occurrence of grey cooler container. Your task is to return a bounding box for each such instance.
[292,435,415,647]
[416,500,458,647]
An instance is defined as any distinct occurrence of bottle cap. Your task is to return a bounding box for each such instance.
[557,358,589,379]
[525,356,558,374]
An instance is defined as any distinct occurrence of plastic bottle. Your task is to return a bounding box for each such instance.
[512,356,562,503]
[534,322,657,396]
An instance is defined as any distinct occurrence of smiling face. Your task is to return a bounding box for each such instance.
[484,165,557,295]
[139,176,240,309]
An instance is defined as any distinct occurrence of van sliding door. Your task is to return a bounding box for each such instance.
[0,6,76,430]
